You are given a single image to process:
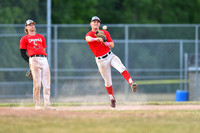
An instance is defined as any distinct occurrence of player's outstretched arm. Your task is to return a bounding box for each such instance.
[85,36,103,42]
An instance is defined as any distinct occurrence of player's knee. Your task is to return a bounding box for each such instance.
[34,84,41,90]
[44,88,50,94]
[119,66,126,73]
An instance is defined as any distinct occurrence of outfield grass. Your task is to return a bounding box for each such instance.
[0,110,200,133]
[0,102,200,133]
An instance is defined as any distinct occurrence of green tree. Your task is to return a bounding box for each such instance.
[52,0,98,24]
[120,0,200,24]
[1,0,200,24]
[0,0,46,24]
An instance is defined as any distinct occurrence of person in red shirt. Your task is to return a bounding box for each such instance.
[85,16,137,108]
[20,19,51,110]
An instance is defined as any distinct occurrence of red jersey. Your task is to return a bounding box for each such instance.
[85,30,113,57]
[20,34,47,57]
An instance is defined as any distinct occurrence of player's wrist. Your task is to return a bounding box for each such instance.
[105,42,110,46]
[90,38,96,42]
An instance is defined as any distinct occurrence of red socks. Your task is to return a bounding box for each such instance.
[106,86,115,100]
[122,70,133,84]
[106,70,133,100]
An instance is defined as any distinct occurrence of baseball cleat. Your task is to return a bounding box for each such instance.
[131,82,137,92]
[44,106,56,110]
[110,99,116,108]
[35,106,43,110]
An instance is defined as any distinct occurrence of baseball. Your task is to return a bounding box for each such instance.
[103,25,107,30]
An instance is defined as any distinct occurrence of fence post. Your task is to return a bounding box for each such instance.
[54,25,58,99]
[124,25,129,101]
[47,0,51,69]
[184,53,188,91]
[180,40,183,90]
[194,25,199,100]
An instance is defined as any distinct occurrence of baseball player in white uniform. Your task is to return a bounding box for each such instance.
[85,16,137,108]
[20,19,51,110]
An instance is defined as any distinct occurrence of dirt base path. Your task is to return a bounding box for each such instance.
[0,105,199,118]
[0,104,200,113]
[2,105,200,111]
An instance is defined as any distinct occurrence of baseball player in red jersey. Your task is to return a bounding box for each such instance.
[85,16,137,108]
[20,19,51,110]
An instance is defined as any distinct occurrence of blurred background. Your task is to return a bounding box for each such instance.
[0,0,200,103]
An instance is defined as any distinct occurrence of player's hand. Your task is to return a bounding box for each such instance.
[96,37,103,42]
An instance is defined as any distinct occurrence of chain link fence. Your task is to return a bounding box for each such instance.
[0,24,199,102]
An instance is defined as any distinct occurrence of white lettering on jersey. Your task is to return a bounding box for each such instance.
[28,38,42,43]
[28,38,42,49]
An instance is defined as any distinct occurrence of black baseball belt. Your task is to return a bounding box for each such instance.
[98,51,112,59]
[30,55,46,58]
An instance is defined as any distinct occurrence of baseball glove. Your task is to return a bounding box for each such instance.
[26,69,33,79]
[95,30,107,42]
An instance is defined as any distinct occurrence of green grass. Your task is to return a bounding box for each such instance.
[0,110,200,133]
[1,102,200,133]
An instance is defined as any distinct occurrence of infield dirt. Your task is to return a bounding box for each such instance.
[0,105,200,117]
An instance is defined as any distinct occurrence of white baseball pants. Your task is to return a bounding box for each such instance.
[29,57,51,106]
[95,52,126,87]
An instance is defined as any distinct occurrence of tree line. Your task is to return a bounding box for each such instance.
[0,0,200,24]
